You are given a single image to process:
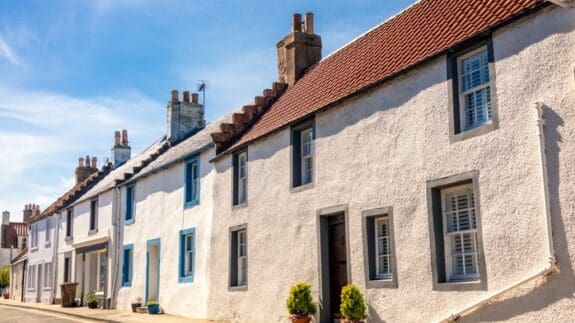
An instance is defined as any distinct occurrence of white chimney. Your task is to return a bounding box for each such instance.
[167,90,205,143]
[111,130,131,167]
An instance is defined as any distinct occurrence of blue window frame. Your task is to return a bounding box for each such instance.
[178,228,196,283]
[125,184,135,224]
[184,157,200,208]
[122,244,134,287]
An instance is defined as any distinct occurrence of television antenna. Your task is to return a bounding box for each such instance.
[197,80,208,108]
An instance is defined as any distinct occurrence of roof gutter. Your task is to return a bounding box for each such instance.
[439,103,558,322]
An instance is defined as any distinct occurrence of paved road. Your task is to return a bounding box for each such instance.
[0,306,97,323]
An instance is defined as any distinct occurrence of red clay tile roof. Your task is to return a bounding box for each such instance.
[223,0,546,154]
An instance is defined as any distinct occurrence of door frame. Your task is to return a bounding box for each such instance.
[316,204,351,323]
[145,238,161,303]
[36,263,42,302]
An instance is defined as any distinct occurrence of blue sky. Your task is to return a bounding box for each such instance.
[0,0,415,221]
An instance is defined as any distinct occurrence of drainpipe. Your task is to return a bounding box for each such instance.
[50,213,61,304]
[110,187,122,309]
[439,103,557,322]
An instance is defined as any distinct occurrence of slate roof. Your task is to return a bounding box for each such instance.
[128,112,234,183]
[73,138,169,204]
[223,0,546,154]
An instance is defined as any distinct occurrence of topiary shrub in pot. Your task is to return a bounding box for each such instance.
[86,291,98,309]
[340,284,367,323]
[286,282,317,323]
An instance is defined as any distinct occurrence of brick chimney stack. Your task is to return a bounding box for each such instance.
[167,89,205,143]
[75,155,98,183]
[276,12,322,86]
[111,130,131,167]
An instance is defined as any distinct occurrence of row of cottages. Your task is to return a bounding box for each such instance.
[20,0,575,322]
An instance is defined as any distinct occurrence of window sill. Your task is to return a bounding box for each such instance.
[229,285,247,292]
[29,246,39,252]
[44,241,51,248]
[365,278,398,289]
[450,120,498,143]
[43,287,51,291]
[125,219,135,226]
[291,182,314,193]
[121,282,132,288]
[184,201,199,209]
[178,276,194,284]
[88,229,98,235]
[434,279,485,291]
[232,202,248,211]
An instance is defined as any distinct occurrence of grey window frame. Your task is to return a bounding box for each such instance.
[426,170,487,291]
[89,198,98,233]
[291,118,315,190]
[65,208,73,239]
[362,207,398,288]
[232,150,248,206]
[447,36,499,143]
[229,224,248,290]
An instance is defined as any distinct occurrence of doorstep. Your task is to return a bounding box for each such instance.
[0,298,220,323]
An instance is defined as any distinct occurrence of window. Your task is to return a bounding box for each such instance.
[232,151,248,206]
[30,223,38,249]
[63,256,71,283]
[427,171,486,290]
[27,265,36,290]
[125,184,135,224]
[65,208,73,238]
[363,207,397,288]
[45,218,51,243]
[122,244,133,287]
[184,157,200,207]
[292,120,314,188]
[21,236,27,249]
[43,262,52,289]
[179,228,195,283]
[89,199,98,231]
[442,185,479,281]
[448,40,497,140]
[230,225,247,289]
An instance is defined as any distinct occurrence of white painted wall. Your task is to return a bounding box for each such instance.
[207,6,575,322]
[25,215,56,303]
[117,147,215,319]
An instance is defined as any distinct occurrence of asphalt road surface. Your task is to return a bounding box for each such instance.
[0,306,97,323]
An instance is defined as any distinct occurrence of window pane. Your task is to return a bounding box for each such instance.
[186,251,194,275]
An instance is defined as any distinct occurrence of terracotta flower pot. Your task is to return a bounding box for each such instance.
[2,293,9,299]
[290,315,312,323]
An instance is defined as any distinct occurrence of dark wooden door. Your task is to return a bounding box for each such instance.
[328,215,348,320]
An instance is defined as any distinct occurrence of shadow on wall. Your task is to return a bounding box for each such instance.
[461,97,575,322]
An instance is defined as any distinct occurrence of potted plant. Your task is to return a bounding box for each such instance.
[147,299,160,315]
[340,284,367,323]
[131,297,143,313]
[0,265,9,299]
[86,291,98,309]
[2,292,9,299]
[286,282,317,323]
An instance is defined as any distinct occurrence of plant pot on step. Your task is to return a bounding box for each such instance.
[131,303,142,313]
[87,302,98,309]
[2,293,9,299]
[147,304,160,314]
[290,315,312,323]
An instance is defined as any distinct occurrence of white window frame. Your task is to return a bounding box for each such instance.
[300,128,313,185]
[43,262,52,289]
[237,152,247,204]
[457,46,492,131]
[184,233,194,277]
[27,265,36,291]
[190,161,199,202]
[45,218,51,243]
[374,217,392,280]
[237,229,247,286]
[30,223,38,249]
[441,184,480,282]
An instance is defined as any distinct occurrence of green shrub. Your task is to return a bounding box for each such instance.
[340,284,367,322]
[286,282,317,317]
[0,266,9,293]
[86,291,97,305]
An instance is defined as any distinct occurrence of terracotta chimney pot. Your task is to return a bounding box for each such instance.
[192,93,199,104]
[183,91,190,103]
[171,90,179,103]
[292,13,302,31]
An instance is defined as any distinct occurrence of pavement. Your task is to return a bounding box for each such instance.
[0,299,222,323]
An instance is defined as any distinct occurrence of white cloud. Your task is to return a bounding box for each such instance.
[0,85,165,220]
[0,34,20,65]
